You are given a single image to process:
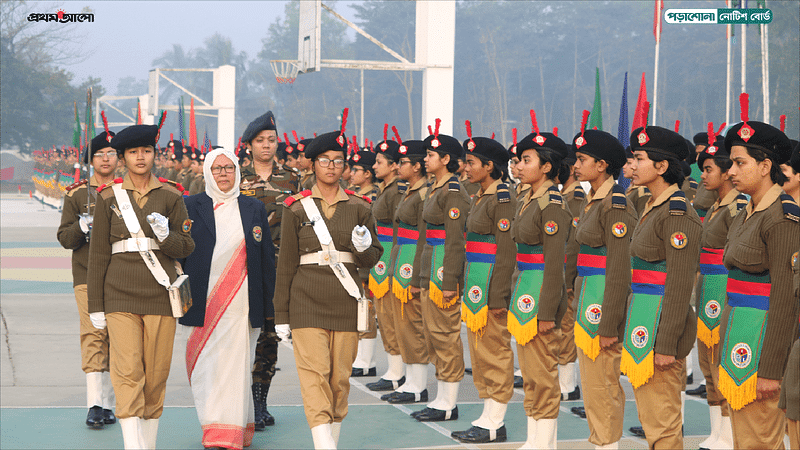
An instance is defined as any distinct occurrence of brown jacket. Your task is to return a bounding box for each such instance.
[626,185,651,218]
[562,181,585,292]
[57,176,99,286]
[395,178,428,288]
[372,176,406,271]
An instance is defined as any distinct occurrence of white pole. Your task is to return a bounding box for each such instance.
[416,0,455,137]
[652,1,661,126]
[360,69,365,144]
[725,0,732,125]
[741,23,746,95]
[213,65,236,150]
[762,23,770,123]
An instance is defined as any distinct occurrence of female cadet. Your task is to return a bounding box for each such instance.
[380,139,431,404]
[450,127,517,444]
[717,97,799,449]
[510,116,572,450]
[692,130,743,450]
[570,129,636,450]
[624,126,702,450]
[87,124,196,450]
[365,133,408,392]
[274,123,383,450]
[411,120,471,422]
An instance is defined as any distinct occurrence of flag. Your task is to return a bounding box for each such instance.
[178,97,185,144]
[653,0,664,43]
[189,98,198,150]
[203,127,210,153]
[84,93,95,148]
[72,102,81,148]
[631,73,649,132]
[136,98,142,125]
[589,68,603,131]
[617,72,631,190]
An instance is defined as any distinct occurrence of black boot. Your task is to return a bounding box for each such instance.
[86,405,104,428]
[252,383,272,431]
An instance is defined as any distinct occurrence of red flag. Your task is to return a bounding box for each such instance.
[136,99,142,125]
[631,73,649,131]
[189,98,198,150]
[653,0,664,43]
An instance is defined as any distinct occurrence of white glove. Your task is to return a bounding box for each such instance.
[275,324,291,342]
[147,213,169,242]
[351,225,372,252]
[78,214,93,233]
[90,312,106,329]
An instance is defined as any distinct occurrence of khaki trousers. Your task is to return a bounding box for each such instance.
[395,293,429,365]
[578,343,625,446]
[518,328,562,419]
[375,291,401,355]
[74,284,110,373]
[467,310,514,404]
[558,292,578,364]
[697,338,728,413]
[292,328,358,429]
[420,289,464,382]
[358,296,378,339]
[632,358,685,450]
[788,419,799,450]
[106,312,175,419]
[730,394,787,450]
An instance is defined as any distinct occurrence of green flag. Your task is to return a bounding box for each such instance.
[72,102,81,148]
[84,93,95,146]
[589,68,603,131]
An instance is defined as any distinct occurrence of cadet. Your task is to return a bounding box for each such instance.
[717,97,799,449]
[692,131,720,220]
[239,110,300,430]
[57,130,118,428]
[176,145,195,188]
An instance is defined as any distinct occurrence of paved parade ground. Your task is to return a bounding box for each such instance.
[0,193,713,449]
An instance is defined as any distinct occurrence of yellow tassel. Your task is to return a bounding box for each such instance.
[718,366,758,411]
[574,325,600,361]
[392,278,410,304]
[369,276,389,300]
[507,311,538,346]
[428,281,458,309]
[620,349,654,389]
[461,302,487,333]
[696,318,720,348]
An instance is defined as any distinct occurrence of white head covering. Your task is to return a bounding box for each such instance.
[203,147,240,204]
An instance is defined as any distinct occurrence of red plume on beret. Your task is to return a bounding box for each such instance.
[738,93,754,142]
[552,127,558,137]
[383,123,388,142]
[530,109,546,145]
[465,120,475,151]
[512,128,517,146]
[707,122,715,147]
[434,118,441,138]
[780,114,786,133]
[392,126,402,145]
[427,125,433,136]
[575,110,590,149]
[674,120,680,133]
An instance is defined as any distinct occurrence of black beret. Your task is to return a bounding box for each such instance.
[242,111,277,144]
[397,140,426,158]
[697,136,729,167]
[625,145,633,159]
[515,132,569,160]
[693,132,709,147]
[725,121,793,165]
[631,126,689,161]
[375,140,401,163]
[789,140,800,173]
[85,131,115,163]
[276,142,288,160]
[571,129,626,172]
[296,138,313,154]
[423,133,462,160]
[680,160,692,178]
[463,137,510,169]
[305,131,347,161]
[110,125,158,152]
[349,150,376,169]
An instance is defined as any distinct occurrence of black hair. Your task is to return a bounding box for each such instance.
[713,157,733,173]
[434,149,461,174]
[745,147,788,185]
[470,153,506,181]
[646,151,684,185]
[407,155,427,176]
[534,148,564,181]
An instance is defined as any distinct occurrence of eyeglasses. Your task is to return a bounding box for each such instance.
[398,160,413,166]
[317,158,346,168]
[210,165,236,174]
[94,151,117,159]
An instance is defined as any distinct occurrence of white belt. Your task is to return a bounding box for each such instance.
[299,250,354,266]
[111,238,161,254]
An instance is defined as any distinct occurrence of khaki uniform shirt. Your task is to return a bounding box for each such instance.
[57,176,100,286]
[562,181,585,292]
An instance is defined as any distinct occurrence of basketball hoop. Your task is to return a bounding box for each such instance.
[270,60,301,84]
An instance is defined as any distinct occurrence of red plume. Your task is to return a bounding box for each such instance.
[292,130,300,143]
[284,132,291,145]
[717,123,726,136]
[512,128,517,146]
[434,118,441,137]
[739,93,749,122]
[580,110,590,136]
[780,114,786,132]
[392,126,402,145]
[552,127,558,137]
[465,120,475,150]
[674,120,680,133]
[427,125,433,136]
[707,122,715,147]
[530,109,540,135]
[383,124,389,142]
[490,132,495,139]
[101,111,110,135]
[170,133,174,143]
[340,108,349,136]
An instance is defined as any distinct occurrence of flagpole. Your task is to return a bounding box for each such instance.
[652,0,662,126]
[741,22,746,95]
[726,1,732,125]
[761,21,769,123]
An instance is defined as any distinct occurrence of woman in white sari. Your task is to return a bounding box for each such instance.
[180,148,277,450]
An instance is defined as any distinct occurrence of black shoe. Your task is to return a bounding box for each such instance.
[252,382,270,431]
[102,409,116,425]
[263,409,275,426]
[571,406,586,418]
[700,391,707,399]
[451,425,507,443]
[86,405,104,428]
[464,368,472,375]
[686,383,707,396]
[387,390,428,404]
[367,377,405,391]
[351,367,377,377]
[563,386,581,401]
[686,373,693,385]
[629,426,646,438]
[513,375,523,388]
[413,406,458,422]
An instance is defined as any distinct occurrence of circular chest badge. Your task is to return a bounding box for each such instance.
[497,218,510,232]
[468,286,483,304]
[252,225,262,242]
[399,263,413,279]
[585,304,602,324]
[631,326,649,349]
[612,222,627,238]
[374,261,386,276]
[517,295,535,313]
[544,221,558,235]
[437,266,444,282]
[731,343,752,369]
[448,208,460,220]
[704,300,721,319]
[572,217,579,228]
[670,232,688,249]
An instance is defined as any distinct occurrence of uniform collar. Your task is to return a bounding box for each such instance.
[640,183,679,218]
[562,180,581,195]
[355,183,374,196]
[587,177,615,203]
[379,175,397,192]
[476,178,501,198]
[89,174,101,187]
[431,172,455,190]
[311,184,349,204]
[745,184,783,219]
[716,188,741,209]
[121,173,162,194]
[523,179,554,209]
[406,177,426,193]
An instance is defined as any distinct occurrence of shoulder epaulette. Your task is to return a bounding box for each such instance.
[497,183,511,203]
[66,179,88,192]
[448,175,461,192]
[729,193,749,216]
[573,186,585,200]
[669,190,688,216]
[158,177,185,194]
[610,183,627,209]
[689,179,699,190]
[284,189,312,207]
[344,189,372,204]
[96,177,124,193]
[538,185,564,211]
[779,193,799,222]
[397,180,408,194]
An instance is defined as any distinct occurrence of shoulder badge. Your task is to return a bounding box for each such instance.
[397,180,408,194]
[537,186,564,211]
[573,186,585,200]
[448,175,461,192]
[158,177,186,194]
[96,177,123,193]
[66,179,88,193]
[497,183,511,203]
[611,183,628,209]
[728,193,749,217]
[345,189,373,204]
[544,220,559,235]
[669,191,688,216]
[670,231,688,249]
[448,207,460,220]
[689,179,699,190]
[611,222,628,238]
[780,193,800,222]
[284,189,312,207]
[497,218,511,232]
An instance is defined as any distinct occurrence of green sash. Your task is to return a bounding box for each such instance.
[697,247,727,347]
[462,232,495,332]
[426,224,453,308]
[369,221,393,299]
[574,246,608,360]
[392,221,419,303]
[508,243,544,345]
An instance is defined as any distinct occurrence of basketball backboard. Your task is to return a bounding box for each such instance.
[298,0,321,73]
